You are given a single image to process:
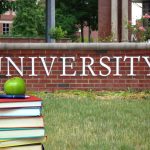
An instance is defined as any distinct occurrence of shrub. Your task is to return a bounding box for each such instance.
[49,26,67,40]
[128,13,150,42]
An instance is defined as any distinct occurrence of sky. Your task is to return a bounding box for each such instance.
[132,3,143,25]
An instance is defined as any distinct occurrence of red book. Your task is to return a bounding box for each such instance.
[0,96,41,103]
[0,96,42,109]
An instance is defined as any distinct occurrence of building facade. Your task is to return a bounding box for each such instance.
[0,0,15,35]
[98,0,132,42]
[98,0,150,42]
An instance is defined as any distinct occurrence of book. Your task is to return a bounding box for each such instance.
[0,96,42,109]
[0,107,41,117]
[0,128,45,140]
[0,96,41,103]
[0,116,44,128]
[0,101,42,109]
[0,144,43,150]
[0,95,45,148]
[0,137,46,148]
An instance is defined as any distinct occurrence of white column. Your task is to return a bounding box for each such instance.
[111,0,118,42]
[122,0,129,42]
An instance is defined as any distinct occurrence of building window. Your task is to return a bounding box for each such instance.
[3,23,10,35]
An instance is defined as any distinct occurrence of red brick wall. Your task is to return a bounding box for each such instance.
[0,49,150,92]
[0,38,45,43]
[98,0,111,38]
[0,12,15,21]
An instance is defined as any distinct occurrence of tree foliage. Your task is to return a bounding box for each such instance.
[11,0,45,37]
[10,0,98,41]
[56,0,98,42]
[55,2,77,40]
[0,0,16,14]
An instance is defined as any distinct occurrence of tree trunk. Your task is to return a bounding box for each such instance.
[88,21,91,43]
[81,22,84,43]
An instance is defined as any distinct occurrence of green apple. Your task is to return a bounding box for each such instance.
[4,77,26,95]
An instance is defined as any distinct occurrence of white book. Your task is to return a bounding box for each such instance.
[0,108,41,117]
[0,128,45,140]
[0,117,44,128]
[0,144,43,150]
[0,101,42,108]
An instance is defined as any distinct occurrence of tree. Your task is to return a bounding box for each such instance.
[55,1,78,40]
[36,0,45,36]
[85,0,98,42]
[70,0,90,42]
[0,0,16,14]
[56,0,98,42]
[56,10,77,40]
[10,0,98,41]
[72,0,98,42]
[12,0,45,37]
[0,0,9,14]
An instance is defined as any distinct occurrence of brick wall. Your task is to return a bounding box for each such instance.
[0,38,73,43]
[0,37,45,43]
[0,49,150,92]
[98,0,111,38]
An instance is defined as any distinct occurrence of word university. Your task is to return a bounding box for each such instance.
[0,56,150,77]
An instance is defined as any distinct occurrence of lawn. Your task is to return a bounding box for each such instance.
[35,90,150,150]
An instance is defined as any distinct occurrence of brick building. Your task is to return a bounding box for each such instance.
[0,0,15,35]
[98,0,132,42]
[98,0,150,42]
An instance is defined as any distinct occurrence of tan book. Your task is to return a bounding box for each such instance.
[0,144,43,150]
[0,117,44,128]
[0,137,46,148]
[0,128,45,140]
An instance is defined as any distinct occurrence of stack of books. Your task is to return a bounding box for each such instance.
[0,95,46,150]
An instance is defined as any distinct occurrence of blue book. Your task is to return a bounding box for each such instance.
[0,107,41,117]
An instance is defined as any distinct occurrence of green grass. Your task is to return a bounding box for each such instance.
[34,91,150,150]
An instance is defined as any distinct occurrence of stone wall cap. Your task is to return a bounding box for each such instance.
[0,43,150,50]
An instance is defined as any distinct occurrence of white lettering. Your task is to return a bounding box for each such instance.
[113,56,122,76]
[99,56,111,76]
[6,57,24,76]
[80,57,97,76]
[40,57,56,76]
[142,56,150,76]
[124,56,140,76]
[0,57,2,73]
[29,57,38,77]
[60,57,76,76]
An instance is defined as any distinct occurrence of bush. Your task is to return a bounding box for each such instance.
[128,13,150,42]
[49,26,67,40]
